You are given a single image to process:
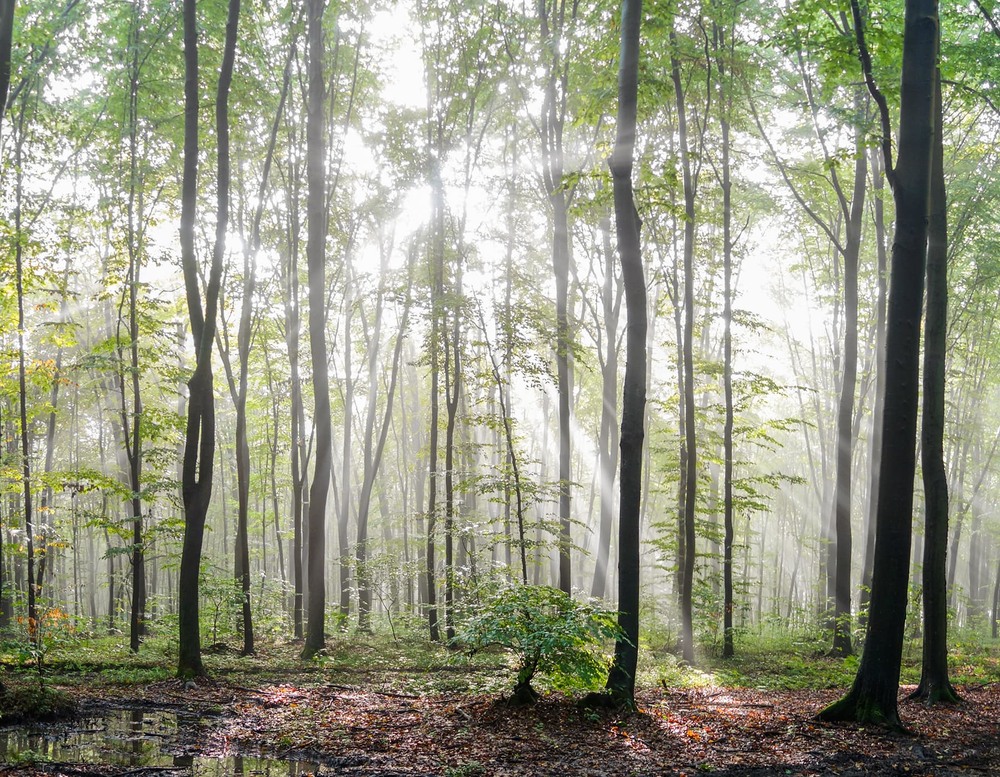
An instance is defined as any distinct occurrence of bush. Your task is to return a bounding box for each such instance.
[456,583,621,704]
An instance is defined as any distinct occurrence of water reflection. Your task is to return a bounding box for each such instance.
[0,708,318,775]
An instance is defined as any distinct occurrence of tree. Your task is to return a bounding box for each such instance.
[819,0,938,728]
[176,0,240,678]
[215,28,291,654]
[671,16,698,667]
[605,0,644,710]
[534,0,579,593]
[910,69,959,704]
[712,1,736,659]
[300,0,332,660]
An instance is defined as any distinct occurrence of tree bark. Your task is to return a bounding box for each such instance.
[713,14,735,660]
[177,0,239,679]
[671,25,697,666]
[301,0,332,660]
[910,70,958,704]
[820,0,937,729]
[830,102,867,658]
[605,0,644,710]
[860,145,888,630]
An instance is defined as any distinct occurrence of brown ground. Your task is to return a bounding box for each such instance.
[6,680,996,776]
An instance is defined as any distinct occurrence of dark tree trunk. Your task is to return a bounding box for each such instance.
[911,71,958,703]
[820,0,937,729]
[120,5,145,655]
[605,0,643,710]
[177,0,239,679]
[301,0,332,660]
[13,104,36,638]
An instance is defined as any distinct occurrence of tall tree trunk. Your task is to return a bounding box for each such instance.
[284,185,307,640]
[591,213,621,601]
[121,9,145,654]
[339,261,355,624]
[177,0,239,679]
[830,104,868,658]
[605,0,644,709]
[536,0,576,594]
[301,0,332,660]
[671,26,697,666]
[13,103,36,638]
[443,259,462,641]
[860,145,888,629]
[910,70,958,704]
[424,150,444,643]
[356,259,411,631]
[820,0,937,728]
[714,14,736,660]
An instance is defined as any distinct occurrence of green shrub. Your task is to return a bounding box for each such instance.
[456,583,621,704]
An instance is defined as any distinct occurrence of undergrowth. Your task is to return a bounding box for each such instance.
[0,622,996,699]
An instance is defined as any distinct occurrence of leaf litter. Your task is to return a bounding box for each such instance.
[2,680,997,775]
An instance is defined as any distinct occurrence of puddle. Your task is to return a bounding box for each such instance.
[0,708,320,775]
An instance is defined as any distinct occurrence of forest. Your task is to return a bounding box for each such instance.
[0,0,999,774]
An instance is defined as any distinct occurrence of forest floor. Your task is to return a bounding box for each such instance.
[1,636,999,776]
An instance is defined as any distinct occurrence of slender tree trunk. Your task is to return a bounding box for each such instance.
[830,107,867,658]
[443,260,462,641]
[910,70,958,704]
[535,0,577,594]
[592,213,621,601]
[13,104,36,639]
[714,16,736,660]
[301,0,332,659]
[120,10,145,653]
[356,262,411,631]
[860,145,888,629]
[338,262,355,624]
[605,0,644,709]
[991,554,999,639]
[671,26,697,666]
[177,0,238,679]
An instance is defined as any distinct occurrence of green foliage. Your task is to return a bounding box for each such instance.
[199,568,247,647]
[455,583,621,700]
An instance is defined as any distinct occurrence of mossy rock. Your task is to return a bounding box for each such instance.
[0,682,76,725]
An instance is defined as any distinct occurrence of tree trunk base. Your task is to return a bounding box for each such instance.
[908,679,961,705]
[816,688,911,734]
[508,681,540,706]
